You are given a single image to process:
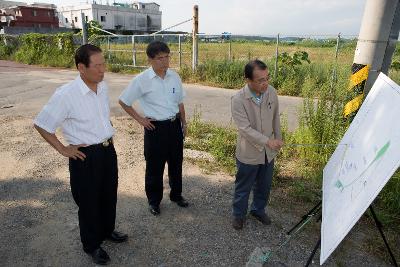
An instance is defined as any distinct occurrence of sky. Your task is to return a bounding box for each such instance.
[25,0,367,37]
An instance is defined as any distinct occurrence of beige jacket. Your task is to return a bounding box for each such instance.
[231,84,282,164]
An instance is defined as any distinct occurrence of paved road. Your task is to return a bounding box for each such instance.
[0,60,302,130]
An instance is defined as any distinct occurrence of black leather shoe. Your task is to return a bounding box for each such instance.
[149,205,160,215]
[232,217,245,230]
[250,211,271,225]
[106,231,128,243]
[171,197,189,208]
[86,247,110,265]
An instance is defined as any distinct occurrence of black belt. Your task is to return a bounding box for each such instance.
[87,137,113,148]
[150,113,180,124]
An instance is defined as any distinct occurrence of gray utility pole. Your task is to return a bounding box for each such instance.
[355,0,400,94]
[192,5,199,71]
[345,0,400,118]
[382,2,400,73]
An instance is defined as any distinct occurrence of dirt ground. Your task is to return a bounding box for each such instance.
[0,114,397,267]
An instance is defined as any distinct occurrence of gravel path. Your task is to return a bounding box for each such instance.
[0,115,394,267]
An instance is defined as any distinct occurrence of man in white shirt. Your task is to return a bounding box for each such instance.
[34,44,127,265]
[119,41,189,216]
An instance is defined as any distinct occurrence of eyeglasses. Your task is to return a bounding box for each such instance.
[154,55,170,61]
[92,63,106,69]
[254,75,270,84]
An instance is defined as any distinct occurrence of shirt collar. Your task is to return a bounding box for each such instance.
[148,67,172,79]
[244,84,269,102]
[250,89,263,100]
[244,84,259,99]
[76,75,104,95]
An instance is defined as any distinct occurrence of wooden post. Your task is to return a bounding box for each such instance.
[228,39,232,61]
[192,5,199,71]
[179,34,182,69]
[107,36,111,61]
[331,32,341,87]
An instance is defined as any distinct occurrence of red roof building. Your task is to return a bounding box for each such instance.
[2,4,58,28]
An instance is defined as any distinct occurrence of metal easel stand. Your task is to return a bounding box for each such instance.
[298,204,398,267]
[285,200,322,266]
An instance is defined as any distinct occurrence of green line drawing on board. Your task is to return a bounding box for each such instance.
[335,140,391,192]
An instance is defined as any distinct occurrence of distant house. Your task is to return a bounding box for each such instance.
[1,3,58,28]
[0,2,73,34]
[58,1,161,33]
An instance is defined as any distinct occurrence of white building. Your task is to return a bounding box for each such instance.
[58,1,161,32]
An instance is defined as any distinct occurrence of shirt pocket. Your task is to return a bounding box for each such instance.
[169,86,181,104]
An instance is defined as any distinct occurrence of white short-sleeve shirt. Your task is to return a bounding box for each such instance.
[34,75,115,145]
[119,67,186,120]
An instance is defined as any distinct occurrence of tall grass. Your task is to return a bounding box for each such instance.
[180,60,246,88]
[282,70,350,181]
[14,33,76,67]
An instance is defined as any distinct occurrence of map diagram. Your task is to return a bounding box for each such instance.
[320,73,400,264]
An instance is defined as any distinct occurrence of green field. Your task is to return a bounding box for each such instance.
[97,38,400,95]
[99,39,356,68]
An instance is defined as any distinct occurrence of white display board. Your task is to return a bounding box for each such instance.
[321,73,400,264]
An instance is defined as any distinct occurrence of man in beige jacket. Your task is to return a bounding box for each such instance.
[231,59,283,230]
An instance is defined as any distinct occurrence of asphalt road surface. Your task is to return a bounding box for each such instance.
[0,60,302,130]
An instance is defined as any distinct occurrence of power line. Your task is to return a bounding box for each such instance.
[152,18,193,35]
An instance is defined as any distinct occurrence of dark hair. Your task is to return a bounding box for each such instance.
[146,41,170,58]
[74,44,102,68]
[244,59,268,80]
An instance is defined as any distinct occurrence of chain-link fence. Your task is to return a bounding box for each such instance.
[91,33,358,72]
[1,32,358,73]
[91,34,193,69]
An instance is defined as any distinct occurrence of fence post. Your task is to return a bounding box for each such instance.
[132,35,137,67]
[334,33,341,60]
[274,33,280,81]
[179,34,182,69]
[107,36,111,61]
[192,5,199,71]
[228,39,232,61]
[331,32,341,88]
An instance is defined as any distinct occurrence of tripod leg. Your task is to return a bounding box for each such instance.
[305,238,321,267]
[369,206,398,267]
[287,201,322,235]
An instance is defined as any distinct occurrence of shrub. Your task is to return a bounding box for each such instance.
[197,60,245,88]
[0,35,19,59]
[15,33,75,67]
